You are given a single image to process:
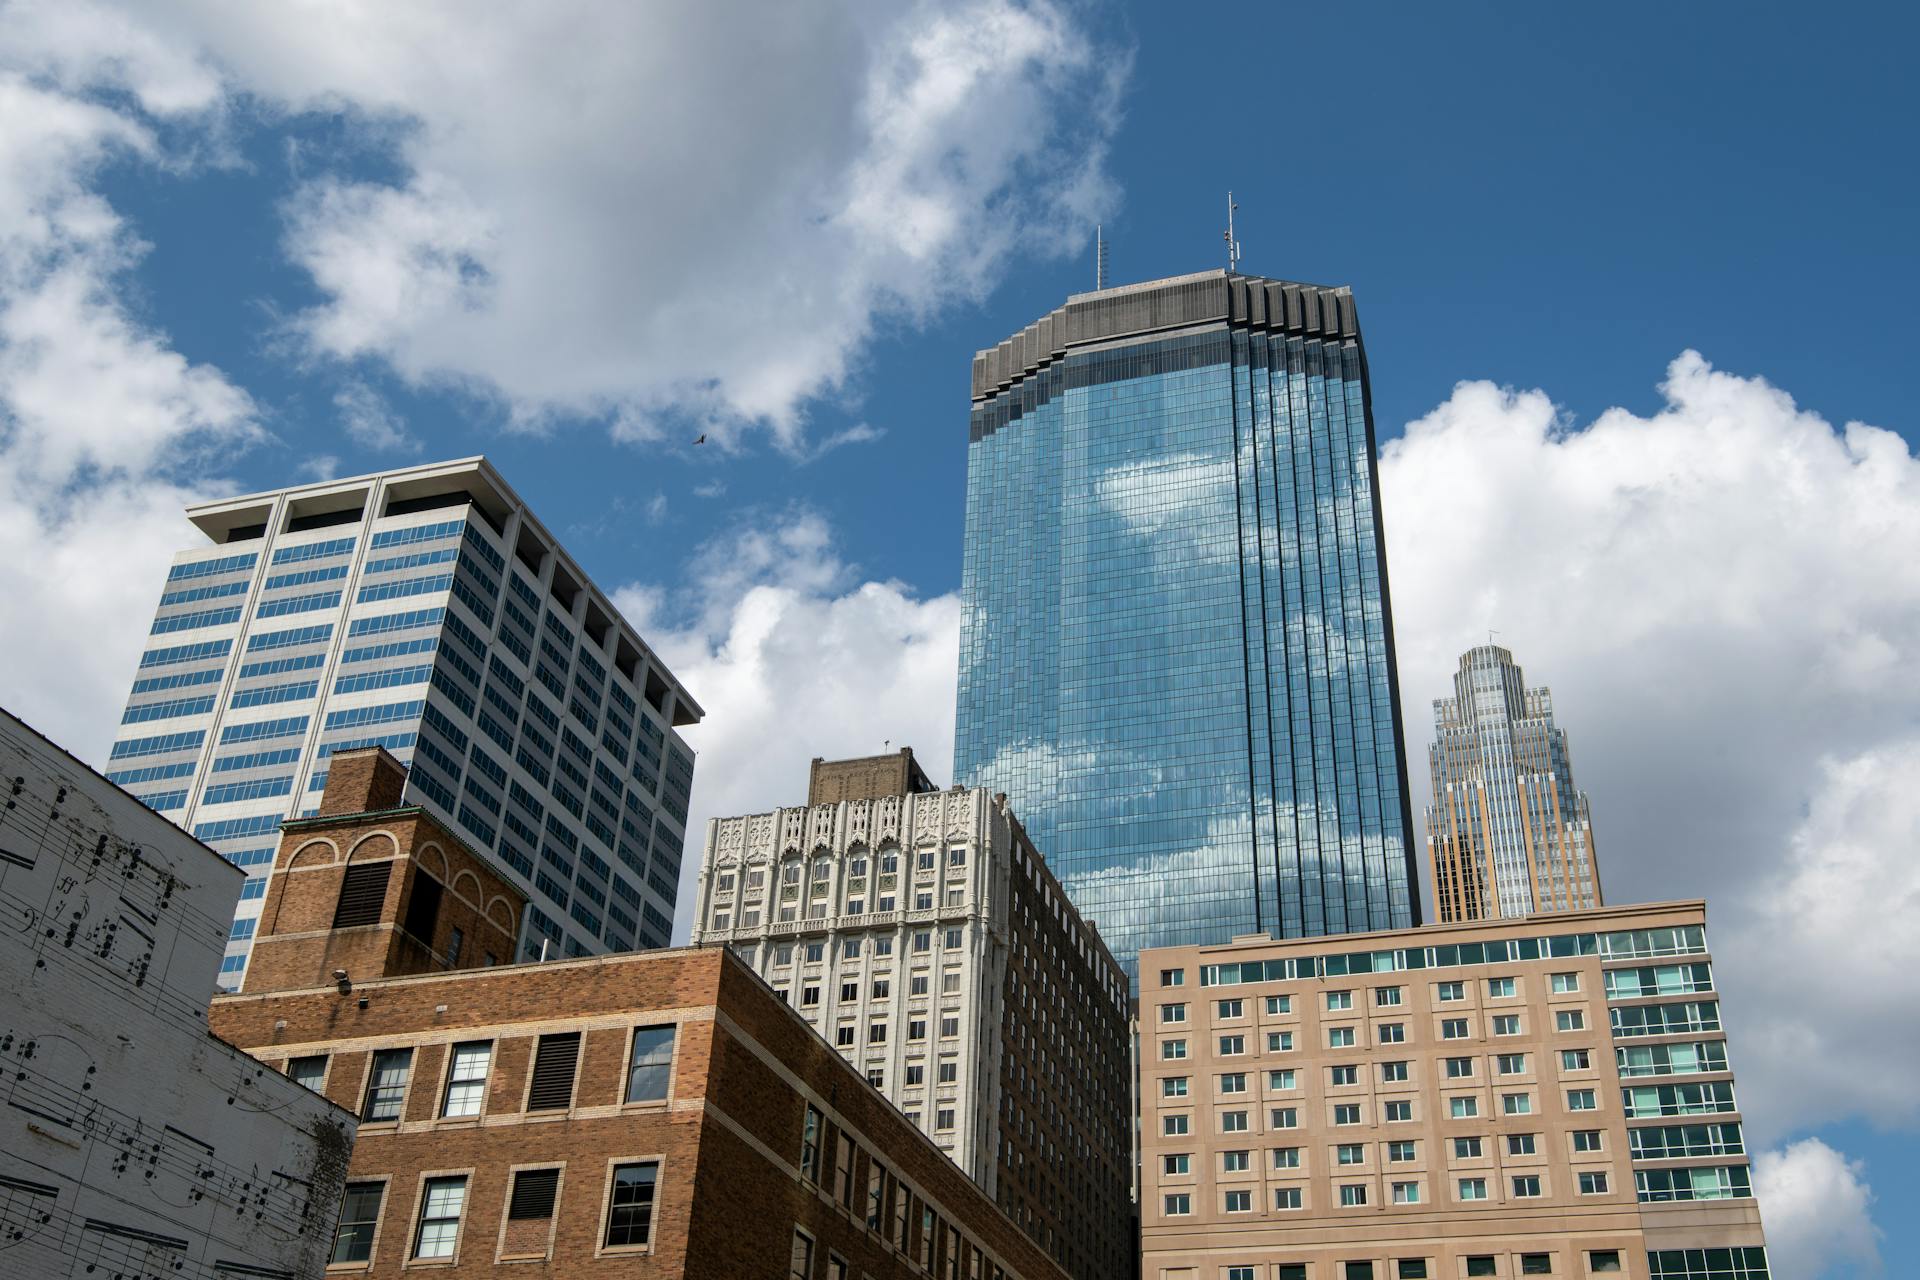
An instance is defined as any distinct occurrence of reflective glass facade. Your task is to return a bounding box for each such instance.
[956,272,1420,976]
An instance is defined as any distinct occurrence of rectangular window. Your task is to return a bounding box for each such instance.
[1340,1184,1367,1207]
[801,1105,822,1181]
[1446,1056,1474,1079]
[1329,1027,1356,1048]
[788,1231,814,1280]
[1270,1107,1297,1128]
[1163,1076,1188,1097]
[1337,1143,1365,1165]
[1163,1153,1189,1175]
[1222,1110,1249,1132]
[1552,973,1580,993]
[1217,998,1243,1018]
[507,1167,560,1221]
[1398,1263,1430,1280]
[362,1048,412,1121]
[1557,1009,1585,1031]
[1520,1256,1552,1276]
[1437,981,1464,1001]
[1219,1035,1245,1055]
[1266,994,1290,1014]
[1508,1133,1537,1155]
[1467,1259,1496,1277]
[1161,968,1185,986]
[1454,1137,1483,1158]
[441,1042,491,1117]
[1450,1097,1478,1119]
[526,1032,581,1111]
[331,1182,384,1264]
[1269,1069,1296,1090]
[412,1175,467,1259]
[1442,1018,1468,1039]
[1487,977,1516,998]
[1388,1140,1416,1162]
[1385,1100,1413,1122]
[1326,990,1353,1011]
[287,1055,327,1093]
[1268,1031,1294,1052]
[1330,1066,1358,1086]
[1381,1060,1408,1083]
[1459,1178,1487,1201]
[1512,1175,1542,1198]
[1378,1022,1405,1044]
[1562,1049,1591,1071]
[1503,1093,1533,1116]
[1498,1053,1526,1075]
[1375,985,1403,1006]
[625,1026,674,1102]
[1579,1171,1610,1195]
[1274,1187,1301,1210]
[1272,1146,1300,1168]
[1334,1104,1361,1125]
[1492,1014,1520,1036]
[1573,1130,1604,1152]
[1392,1181,1420,1204]
[1163,1193,1190,1216]
[333,861,394,929]
[1568,1089,1597,1111]
[866,1162,887,1231]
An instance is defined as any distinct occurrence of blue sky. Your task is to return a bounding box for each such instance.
[0,3,1914,1275]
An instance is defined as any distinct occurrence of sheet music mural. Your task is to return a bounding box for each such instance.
[0,708,353,1279]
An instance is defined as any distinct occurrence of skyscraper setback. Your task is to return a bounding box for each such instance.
[1427,644,1601,921]
[106,458,701,986]
[955,270,1421,975]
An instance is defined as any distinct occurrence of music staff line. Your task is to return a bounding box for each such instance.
[0,1036,324,1240]
[0,1170,302,1280]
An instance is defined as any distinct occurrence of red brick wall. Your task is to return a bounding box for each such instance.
[210,947,1075,1279]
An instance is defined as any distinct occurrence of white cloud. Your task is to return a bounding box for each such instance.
[1753,1138,1881,1278]
[1380,352,1920,1141]
[35,0,1123,449]
[611,511,960,935]
[0,68,256,762]
[333,379,415,453]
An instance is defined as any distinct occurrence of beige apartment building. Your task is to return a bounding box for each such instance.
[1138,901,1768,1280]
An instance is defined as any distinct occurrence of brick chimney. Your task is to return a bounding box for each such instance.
[317,745,410,816]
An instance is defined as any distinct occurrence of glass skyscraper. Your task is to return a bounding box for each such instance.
[1426,643,1602,921]
[107,458,701,987]
[955,270,1420,975]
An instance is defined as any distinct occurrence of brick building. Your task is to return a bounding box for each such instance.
[211,750,1074,1279]
[1136,901,1770,1280]
[689,754,1134,1280]
[808,747,940,806]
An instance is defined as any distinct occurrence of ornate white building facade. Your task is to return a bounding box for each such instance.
[690,784,1134,1280]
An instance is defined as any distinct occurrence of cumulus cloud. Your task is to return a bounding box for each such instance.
[333,379,415,453]
[1380,352,1920,1142]
[611,512,961,934]
[0,64,255,760]
[0,0,1119,761]
[1752,1138,1881,1278]
[25,0,1123,449]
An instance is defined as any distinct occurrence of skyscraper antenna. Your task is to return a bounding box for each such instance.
[1224,192,1242,272]
[1095,224,1109,290]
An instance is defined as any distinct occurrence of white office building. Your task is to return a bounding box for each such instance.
[689,759,1134,1280]
[106,458,701,987]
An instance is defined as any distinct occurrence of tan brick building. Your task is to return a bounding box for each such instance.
[211,751,1073,1279]
[1137,902,1769,1280]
